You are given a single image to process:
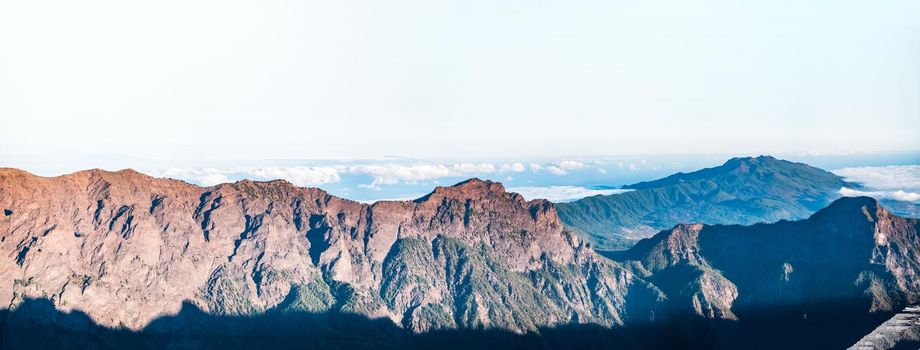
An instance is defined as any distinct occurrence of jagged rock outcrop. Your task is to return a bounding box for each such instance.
[611,196,920,321]
[850,305,920,349]
[0,168,661,333]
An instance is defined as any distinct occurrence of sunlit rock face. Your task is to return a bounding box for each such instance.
[4,167,920,348]
[0,169,658,333]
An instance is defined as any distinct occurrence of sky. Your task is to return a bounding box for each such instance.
[1,1,919,202]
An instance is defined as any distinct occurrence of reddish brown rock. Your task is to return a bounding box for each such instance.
[0,168,656,332]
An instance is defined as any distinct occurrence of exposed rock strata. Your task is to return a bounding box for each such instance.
[850,306,920,349]
[3,167,920,347]
[0,168,660,333]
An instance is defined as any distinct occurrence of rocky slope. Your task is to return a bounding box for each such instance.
[850,305,920,349]
[4,167,920,349]
[610,196,920,325]
[557,156,851,250]
[0,168,661,335]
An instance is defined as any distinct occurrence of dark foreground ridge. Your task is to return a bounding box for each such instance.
[0,297,894,350]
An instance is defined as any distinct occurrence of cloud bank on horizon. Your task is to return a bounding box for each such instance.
[507,186,632,203]
[835,165,920,203]
[149,161,574,188]
[141,157,683,202]
[2,1,919,160]
[141,161,920,205]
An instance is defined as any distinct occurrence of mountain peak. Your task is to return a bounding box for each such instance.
[0,167,35,179]
[560,156,851,250]
[623,155,838,190]
[812,196,883,222]
[417,178,508,202]
[451,178,503,191]
[730,155,778,163]
[826,195,880,209]
[227,178,298,189]
[722,155,787,170]
[722,154,774,166]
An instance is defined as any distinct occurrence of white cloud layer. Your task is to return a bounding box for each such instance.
[150,166,342,187]
[349,163,496,189]
[499,163,525,173]
[508,186,632,202]
[834,165,920,191]
[545,166,567,176]
[248,166,341,187]
[834,165,920,203]
[151,168,232,187]
[616,159,661,171]
[151,162,504,189]
[839,187,920,203]
[541,160,587,176]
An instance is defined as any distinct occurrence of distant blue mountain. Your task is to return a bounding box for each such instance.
[556,156,852,250]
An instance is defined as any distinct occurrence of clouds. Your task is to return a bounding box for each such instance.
[833,165,920,191]
[500,163,526,173]
[545,166,567,176]
[143,157,632,204]
[617,159,661,172]
[834,165,920,203]
[248,166,341,187]
[150,162,515,189]
[350,163,496,189]
[151,168,232,186]
[839,188,920,203]
[507,186,631,203]
[543,160,587,176]
[150,159,603,189]
[150,166,341,187]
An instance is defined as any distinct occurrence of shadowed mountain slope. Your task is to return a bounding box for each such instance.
[850,305,920,350]
[0,295,901,350]
[607,196,920,329]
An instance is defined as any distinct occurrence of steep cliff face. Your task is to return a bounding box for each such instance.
[850,305,920,350]
[0,168,660,333]
[612,196,920,320]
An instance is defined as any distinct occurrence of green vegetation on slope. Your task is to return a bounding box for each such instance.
[556,156,850,250]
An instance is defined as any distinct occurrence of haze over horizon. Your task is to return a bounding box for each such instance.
[2,0,920,202]
[2,0,920,164]
[2,153,918,205]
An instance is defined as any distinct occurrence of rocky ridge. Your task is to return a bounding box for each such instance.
[0,168,660,333]
[850,305,920,349]
[610,196,920,321]
[4,167,920,348]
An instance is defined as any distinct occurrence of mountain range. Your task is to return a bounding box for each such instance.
[608,196,920,348]
[557,156,857,250]
[0,169,661,344]
[1,160,919,349]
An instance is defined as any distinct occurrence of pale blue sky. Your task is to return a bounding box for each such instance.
[1,0,919,163]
